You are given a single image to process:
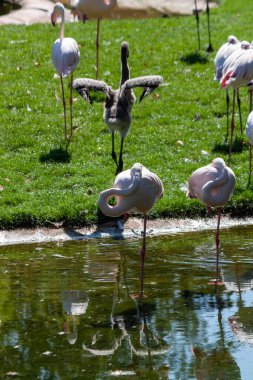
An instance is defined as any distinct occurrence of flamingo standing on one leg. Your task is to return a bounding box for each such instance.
[187,158,236,285]
[70,0,117,79]
[73,42,163,174]
[214,35,240,140]
[246,111,253,187]
[51,2,80,140]
[98,163,164,297]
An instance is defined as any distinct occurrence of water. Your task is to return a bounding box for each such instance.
[0,225,253,379]
[0,1,21,16]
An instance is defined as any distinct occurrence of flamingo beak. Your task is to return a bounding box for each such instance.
[51,12,57,27]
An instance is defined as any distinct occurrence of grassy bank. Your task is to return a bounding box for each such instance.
[0,0,252,229]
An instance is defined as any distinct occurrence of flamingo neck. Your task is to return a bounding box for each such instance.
[120,47,130,86]
[60,10,65,40]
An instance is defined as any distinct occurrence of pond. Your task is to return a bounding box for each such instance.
[0,1,21,16]
[0,225,253,379]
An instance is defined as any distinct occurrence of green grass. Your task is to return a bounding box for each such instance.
[0,0,253,229]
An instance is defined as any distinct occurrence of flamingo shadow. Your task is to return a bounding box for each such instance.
[180,51,208,65]
[39,145,71,163]
[212,136,246,154]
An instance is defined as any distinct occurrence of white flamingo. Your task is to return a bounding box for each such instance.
[187,158,235,285]
[70,0,117,79]
[214,35,240,139]
[73,42,163,174]
[98,163,164,297]
[220,41,252,164]
[51,2,80,140]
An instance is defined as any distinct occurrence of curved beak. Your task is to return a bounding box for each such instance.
[51,12,57,27]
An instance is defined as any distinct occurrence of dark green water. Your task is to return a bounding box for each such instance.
[0,1,21,16]
[0,225,253,379]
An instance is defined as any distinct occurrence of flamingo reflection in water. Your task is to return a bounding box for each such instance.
[61,290,89,345]
[82,296,169,365]
[192,290,241,379]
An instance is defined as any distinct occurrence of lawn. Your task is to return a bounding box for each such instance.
[0,0,252,229]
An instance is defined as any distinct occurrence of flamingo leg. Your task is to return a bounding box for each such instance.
[225,89,229,142]
[70,73,73,138]
[140,214,147,297]
[206,0,213,52]
[228,88,236,166]
[118,137,124,174]
[248,144,252,188]
[249,89,253,113]
[111,132,118,166]
[194,0,201,50]
[60,75,68,140]
[236,88,243,134]
[96,17,101,80]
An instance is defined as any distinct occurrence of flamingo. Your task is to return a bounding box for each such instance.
[51,2,80,140]
[187,158,236,285]
[70,0,117,79]
[220,42,253,165]
[214,35,240,139]
[73,41,163,174]
[246,111,253,186]
[98,163,164,297]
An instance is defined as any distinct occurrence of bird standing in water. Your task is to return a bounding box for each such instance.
[51,2,80,140]
[70,0,117,79]
[73,42,163,174]
[187,158,235,285]
[98,163,164,297]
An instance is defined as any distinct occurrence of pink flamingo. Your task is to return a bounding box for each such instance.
[246,111,253,186]
[51,2,80,140]
[220,45,253,164]
[98,163,164,297]
[214,35,240,139]
[70,0,117,79]
[187,158,236,285]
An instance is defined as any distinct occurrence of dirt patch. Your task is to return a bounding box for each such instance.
[0,0,217,25]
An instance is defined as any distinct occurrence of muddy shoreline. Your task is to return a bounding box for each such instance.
[0,216,252,246]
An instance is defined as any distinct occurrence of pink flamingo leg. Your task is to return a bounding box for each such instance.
[228,88,236,166]
[96,17,101,79]
[70,73,73,138]
[60,75,68,140]
[248,144,252,188]
[140,214,147,297]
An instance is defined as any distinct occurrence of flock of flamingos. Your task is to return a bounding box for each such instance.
[50,1,253,296]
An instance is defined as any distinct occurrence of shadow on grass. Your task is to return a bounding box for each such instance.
[180,51,208,65]
[39,145,71,163]
[212,136,246,154]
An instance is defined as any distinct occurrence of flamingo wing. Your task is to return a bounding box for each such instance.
[120,75,163,102]
[73,78,110,104]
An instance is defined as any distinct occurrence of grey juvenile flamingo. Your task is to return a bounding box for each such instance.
[73,41,163,173]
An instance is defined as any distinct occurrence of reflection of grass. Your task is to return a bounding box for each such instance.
[0,0,253,229]
[180,51,208,65]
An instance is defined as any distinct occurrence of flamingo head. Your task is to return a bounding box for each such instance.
[51,2,65,26]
